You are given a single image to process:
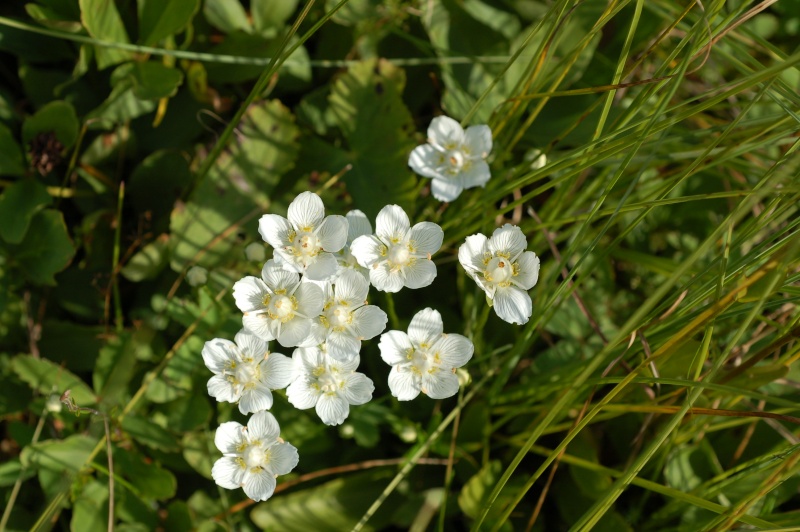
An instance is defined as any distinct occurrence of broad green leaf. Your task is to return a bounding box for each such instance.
[21,434,96,472]
[12,354,96,405]
[182,431,214,479]
[78,0,132,69]
[131,62,184,100]
[252,0,298,34]
[0,179,52,244]
[664,445,712,492]
[458,461,508,520]
[0,378,33,417]
[37,321,106,372]
[71,480,109,532]
[129,150,193,223]
[121,415,180,452]
[25,3,83,32]
[0,122,25,176]
[205,33,311,85]
[163,500,193,531]
[1,209,75,285]
[93,331,146,407]
[86,73,157,129]
[567,431,612,500]
[120,235,170,282]
[0,458,34,487]
[203,0,250,34]
[328,58,417,219]
[164,390,212,432]
[22,100,79,150]
[115,447,178,500]
[137,0,200,46]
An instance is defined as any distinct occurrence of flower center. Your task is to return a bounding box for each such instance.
[317,371,340,394]
[325,303,352,329]
[292,231,320,257]
[268,294,296,321]
[484,256,513,285]
[388,243,411,266]
[444,149,466,175]
[242,444,269,469]
[233,361,259,385]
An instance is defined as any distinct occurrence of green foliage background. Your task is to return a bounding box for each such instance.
[1,0,799,530]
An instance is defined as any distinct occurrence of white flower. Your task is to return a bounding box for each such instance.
[458,224,540,325]
[232,260,324,347]
[211,411,299,502]
[378,308,473,401]
[202,330,293,414]
[334,210,373,282]
[315,270,387,361]
[258,191,348,282]
[286,345,374,426]
[350,205,443,293]
[408,116,492,202]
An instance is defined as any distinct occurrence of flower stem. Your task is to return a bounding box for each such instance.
[383,292,401,330]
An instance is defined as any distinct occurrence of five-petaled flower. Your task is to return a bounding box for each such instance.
[202,330,293,414]
[379,308,473,400]
[233,260,324,347]
[211,411,299,502]
[259,191,349,282]
[286,344,374,425]
[350,205,443,293]
[408,116,492,202]
[458,224,540,325]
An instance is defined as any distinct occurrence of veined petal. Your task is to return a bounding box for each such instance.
[316,215,348,252]
[242,470,276,502]
[202,338,235,374]
[402,259,437,289]
[493,286,533,325]
[343,373,374,405]
[463,124,492,158]
[295,282,324,317]
[258,214,292,250]
[375,205,410,241]
[262,353,294,389]
[409,144,445,180]
[304,252,339,282]
[208,374,238,403]
[488,224,527,258]
[287,191,325,230]
[369,262,405,293]
[273,248,302,274]
[261,260,299,291]
[232,276,269,313]
[513,251,540,290]
[214,421,245,454]
[246,410,281,442]
[433,334,473,369]
[423,370,459,399]
[346,210,373,242]
[300,320,327,348]
[410,222,444,255]
[352,305,387,340]
[242,314,277,342]
[316,393,350,425]
[379,330,413,366]
[458,233,488,275]
[459,159,491,189]
[388,367,421,401]
[331,353,360,373]
[212,456,245,490]
[234,330,269,361]
[268,442,299,476]
[238,384,274,414]
[291,346,324,376]
[350,235,384,267]
[427,115,464,149]
[334,269,369,305]
[408,307,443,346]
[277,317,311,348]
[326,331,361,361]
[431,177,464,202]
[287,378,320,409]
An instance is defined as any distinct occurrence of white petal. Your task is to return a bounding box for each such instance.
[343,373,374,405]
[458,233,488,275]
[346,209,373,242]
[258,214,292,250]
[262,353,294,389]
[202,338,235,374]
[234,330,269,360]
[513,251,540,291]
[463,124,492,158]
[316,215,348,252]
[287,191,325,230]
[409,144,444,180]
[350,235,384,267]
[427,115,464,149]
[268,442,299,476]
[242,314,277,342]
[379,330,413,366]
[459,159,491,189]
[299,319,327,347]
[208,374,238,403]
[403,259,437,289]
[214,421,245,454]
[277,317,312,348]
[246,410,281,442]
[423,370,459,399]
[262,259,299,290]
[331,352,360,373]
[352,305,387,340]
[433,334,473,369]
[212,456,245,490]
[316,394,350,425]
[488,224,528,258]
[273,248,303,274]
[232,276,269,313]
[238,384,274,414]
[304,252,339,281]
[388,367,421,401]
[326,331,361,361]
[292,345,325,373]
[431,177,464,202]
[410,222,443,255]
[334,269,369,306]
[295,282,324,317]
[242,470,276,502]
[286,379,320,409]
[493,286,533,325]
[408,307,443,346]
[375,205,410,241]
[369,262,405,293]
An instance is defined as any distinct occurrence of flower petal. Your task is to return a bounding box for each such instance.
[238,384,274,414]
[334,269,369,305]
[242,314,277,342]
[316,215,348,252]
[268,442,299,476]
[346,209,373,242]
[262,353,294,389]
[258,214,292,250]
[458,233,488,275]
[423,369,459,399]
[232,276,269,313]
[330,353,360,373]
[463,124,492,158]
[214,421,245,454]
[459,159,491,189]
[409,144,444,180]
[402,259,437,289]
[287,378,320,409]
[350,235,383,267]
[431,177,464,202]
[352,305,387,340]
[212,456,245,490]
[326,331,361,361]
[433,333,473,369]
[208,374,238,403]
[247,410,281,442]
[304,252,339,282]
[369,261,405,293]
[261,259,299,290]
[513,251,540,291]
[408,307,443,346]
[277,317,312,348]
[242,470,276,502]
[375,205,410,241]
[343,373,374,405]
[234,330,269,360]
[379,330,413,366]
[388,367,421,401]
[316,393,350,425]
[493,286,533,325]
[294,282,324,317]
[287,191,325,230]
[427,115,464,149]
[488,224,527,258]
[410,222,443,256]
[202,338,235,374]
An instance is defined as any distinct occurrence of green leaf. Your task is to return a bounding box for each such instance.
[0,122,25,176]
[328,58,417,219]
[567,431,612,500]
[93,331,147,407]
[71,480,109,532]
[0,378,33,417]
[252,0,298,34]
[120,235,170,282]
[12,354,96,406]
[129,150,193,222]
[121,415,180,452]
[86,70,157,129]
[130,62,184,100]
[115,447,177,500]
[664,445,712,492]
[459,461,503,519]
[0,179,52,244]
[22,100,79,150]
[203,0,251,34]
[78,0,132,69]
[181,431,214,479]
[137,0,200,46]
[163,390,211,432]
[1,209,76,285]
[0,458,35,487]
[20,434,96,472]
[25,3,83,32]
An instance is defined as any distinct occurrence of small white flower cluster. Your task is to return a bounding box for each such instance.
[203,114,545,502]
